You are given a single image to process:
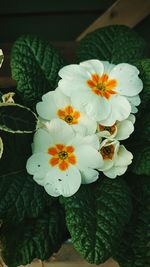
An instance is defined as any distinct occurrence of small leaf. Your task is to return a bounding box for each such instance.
[0,136,3,158]
[0,49,4,67]
[61,177,132,264]
[76,25,148,64]
[1,205,68,267]
[0,103,38,133]
[0,170,54,223]
[11,35,66,106]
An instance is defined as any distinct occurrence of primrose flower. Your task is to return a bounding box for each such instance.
[58,60,143,126]
[36,89,97,135]
[26,119,103,197]
[97,114,135,141]
[98,139,133,178]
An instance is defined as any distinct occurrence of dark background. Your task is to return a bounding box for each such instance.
[0,0,150,42]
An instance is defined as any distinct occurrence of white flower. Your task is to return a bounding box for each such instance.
[26,119,103,197]
[36,89,97,135]
[58,60,143,126]
[97,114,135,141]
[98,139,133,178]
[0,49,4,68]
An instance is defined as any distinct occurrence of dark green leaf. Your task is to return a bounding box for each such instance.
[0,103,38,133]
[61,177,132,265]
[76,25,148,64]
[0,130,32,175]
[1,205,68,267]
[11,35,66,106]
[114,175,150,267]
[0,170,54,224]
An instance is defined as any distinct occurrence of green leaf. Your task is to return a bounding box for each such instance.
[0,170,54,224]
[76,25,148,64]
[134,59,150,113]
[0,103,38,133]
[11,35,66,106]
[1,205,68,267]
[61,177,132,265]
[131,146,150,176]
[114,175,150,267]
[128,59,150,176]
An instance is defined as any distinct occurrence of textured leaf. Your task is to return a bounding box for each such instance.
[131,146,150,176]
[0,170,54,224]
[1,206,68,267]
[76,25,148,64]
[0,130,32,175]
[114,175,150,267]
[61,178,132,264]
[134,59,150,113]
[0,103,38,133]
[11,35,66,106]
[128,59,150,176]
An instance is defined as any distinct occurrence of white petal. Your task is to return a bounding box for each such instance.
[80,59,104,76]
[44,165,81,197]
[26,153,51,180]
[72,90,111,122]
[36,92,57,120]
[109,63,143,96]
[99,159,114,171]
[46,118,75,144]
[115,119,134,140]
[127,95,141,106]
[101,61,115,74]
[76,145,103,169]
[71,133,100,150]
[80,168,99,184]
[54,88,71,107]
[104,166,127,178]
[114,145,133,167]
[59,64,88,80]
[33,128,53,153]
[127,114,136,124]
[99,95,131,126]
[79,112,97,135]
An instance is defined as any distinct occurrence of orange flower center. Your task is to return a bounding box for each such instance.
[87,73,117,99]
[100,144,115,160]
[57,105,80,125]
[48,144,76,171]
[99,123,116,135]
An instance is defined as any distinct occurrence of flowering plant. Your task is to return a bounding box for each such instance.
[0,26,149,267]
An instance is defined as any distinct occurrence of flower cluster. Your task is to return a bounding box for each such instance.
[27,60,143,197]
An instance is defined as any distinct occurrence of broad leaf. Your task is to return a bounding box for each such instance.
[0,103,38,133]
[76,25,148,64]
[0,130,32,175]
[11,35,66,106]
[1,206,68,267]
[61,177,132,264]
[0,136,3,158]
[0,170,54,224]
[114,175,150,267]
[128,59,150,176]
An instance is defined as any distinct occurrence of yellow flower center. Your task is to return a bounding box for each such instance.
[87,73,117,99]
[100,144,115,160]
[99,123,116,135]
[57,105,80,124]
[48,144,76,171]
